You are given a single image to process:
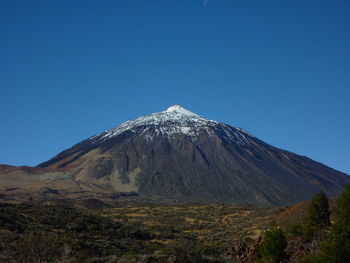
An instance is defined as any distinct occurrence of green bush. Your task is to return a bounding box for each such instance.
[297,253,324,263]
[300,224,315,242]
[334,185,350,227]
[257,225,288,263]
[1,232,63,263]
[170,239,203,263]
[285,224,303,237]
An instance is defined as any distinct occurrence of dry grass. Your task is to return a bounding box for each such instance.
[99,204,283,249]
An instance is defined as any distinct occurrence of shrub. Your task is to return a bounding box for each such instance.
[257,225,288,263]
[1,232,63,263]
[297,253,324,263]
[285,224,303,237]
[334,185,350,227]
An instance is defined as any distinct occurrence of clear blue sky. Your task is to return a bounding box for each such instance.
[0,0,349,174]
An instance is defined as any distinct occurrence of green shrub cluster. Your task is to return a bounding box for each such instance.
[257,224,288,263]
[0,203,154,262]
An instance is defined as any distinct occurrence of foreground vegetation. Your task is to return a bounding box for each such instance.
[0,186,349,262]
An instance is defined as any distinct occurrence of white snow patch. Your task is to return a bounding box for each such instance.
[164,104,199,117]
[88,105,254,145]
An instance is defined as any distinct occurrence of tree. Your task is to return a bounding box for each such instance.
[307,190,331,229]
[301,191,331,241]
[319,224,350,263]
[334,185,350,227]
[257,225,287,263]
[319,185,350,263]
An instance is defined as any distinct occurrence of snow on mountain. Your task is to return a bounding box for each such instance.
[164,104,199,116]
[31,104,350,206]
[87,105,253,146]
[90,105,223,142]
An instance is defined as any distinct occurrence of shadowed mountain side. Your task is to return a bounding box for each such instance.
[1,105,349,205]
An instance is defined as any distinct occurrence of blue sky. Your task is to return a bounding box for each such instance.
[0,0,349,174]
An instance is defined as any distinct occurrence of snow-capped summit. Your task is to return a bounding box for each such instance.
[89,105,223,142]
[164,104,199,117]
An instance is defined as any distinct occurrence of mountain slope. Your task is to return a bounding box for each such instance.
[1,105,349,205]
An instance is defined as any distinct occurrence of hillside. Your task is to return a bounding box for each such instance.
[1,105,349,206]
[0,196,341,263]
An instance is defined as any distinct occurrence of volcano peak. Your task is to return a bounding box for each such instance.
[33,105,350,206]
[164,104,199,117]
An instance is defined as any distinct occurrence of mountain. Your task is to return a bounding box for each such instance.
[1,105,349,205]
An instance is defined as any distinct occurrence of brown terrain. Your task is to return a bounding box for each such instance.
[1,105,349,206]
